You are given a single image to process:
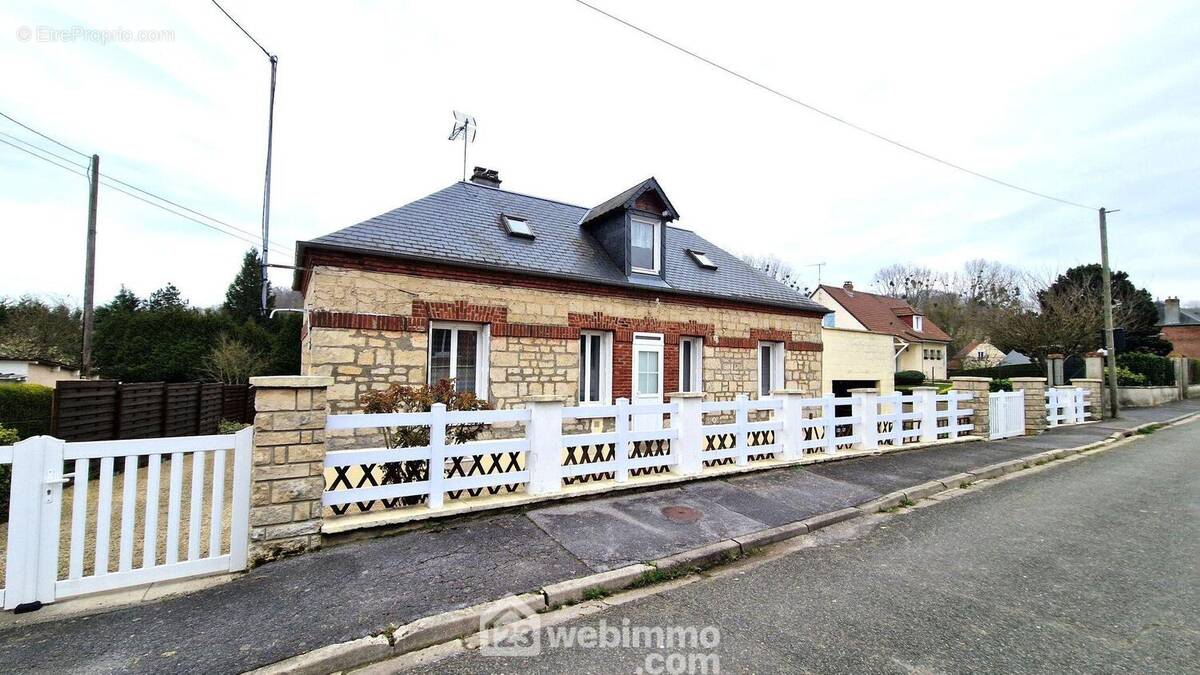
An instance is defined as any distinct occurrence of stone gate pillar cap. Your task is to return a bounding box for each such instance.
[249,375,335,388]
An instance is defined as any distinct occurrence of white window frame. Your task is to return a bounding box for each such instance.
[428,321,489,399]
[679,336,703,393]
[578,330,613,405]
[630,216,662,274]
[757,341,785,399]
[913,315,924,332]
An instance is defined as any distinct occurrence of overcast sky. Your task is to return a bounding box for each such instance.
[2,1,1198,309]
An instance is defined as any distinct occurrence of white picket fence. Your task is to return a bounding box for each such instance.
[2,428,252,611]
[1046,387,1090,427]
[322,390,975,518]
[989,390,1026,439]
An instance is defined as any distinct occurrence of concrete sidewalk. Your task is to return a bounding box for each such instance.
[1,400,1196,674]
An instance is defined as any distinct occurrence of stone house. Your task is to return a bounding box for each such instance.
[948,338,1006,369]
[810,282,952,380]
[294,169,829,415]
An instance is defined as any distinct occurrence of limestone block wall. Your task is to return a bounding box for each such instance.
[301,265,825,415]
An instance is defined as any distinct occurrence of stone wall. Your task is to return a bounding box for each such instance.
[1010,377,1047,435]
[1070,378,1104,420]
[302,266,824,413]
[949,376,990,435]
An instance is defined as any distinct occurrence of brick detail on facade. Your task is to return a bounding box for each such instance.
[1162,325,1200,359]
[413,299,508,324]
[310,309,426,333]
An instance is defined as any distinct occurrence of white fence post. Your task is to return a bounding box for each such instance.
[4,436,64,611]
[1074,387,1086,424]
[849,388,878,451]
[426,403,447,509]
[775,390,804,461]
[526,396,564,495]
[614,398,630,483]
[821,393,837,454]
[734,394,749,466]
[670,393,704,475]
[1046,388,1059,427]
[228,425,254,572]
[913,387,939,443]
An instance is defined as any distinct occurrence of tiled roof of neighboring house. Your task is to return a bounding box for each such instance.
[299,180,827,313]
[814,284,952,343]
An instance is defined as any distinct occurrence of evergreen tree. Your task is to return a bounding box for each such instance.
[224,249,266,322]
[145,283,186,311]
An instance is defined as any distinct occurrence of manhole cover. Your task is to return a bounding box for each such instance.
[661,505,702,523]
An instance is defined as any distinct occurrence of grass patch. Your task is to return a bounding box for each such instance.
[633,565,696,588]
[899,498,916,508]
[1034,459,1048,466]
[582,586,609,601]
[959,482,973,489]
[1135,424,1163,435]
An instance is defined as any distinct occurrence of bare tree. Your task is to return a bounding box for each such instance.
[871,264,946,309]
[202,335,264,384]
[742,254,807,292]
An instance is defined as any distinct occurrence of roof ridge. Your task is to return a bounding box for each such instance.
[457,181,588,211]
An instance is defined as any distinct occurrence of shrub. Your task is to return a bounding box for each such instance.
[359,379,493,506]
[217,419,250,434]
[0,382,53,439]
[0,424,16,523]
[895,370,926,386]
[1116,352,1174,386]
[1116,366,1146,386]
[989,378,1013,392]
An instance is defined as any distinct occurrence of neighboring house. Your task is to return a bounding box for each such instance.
[1159,296,1200,358]
[999,349,1033,366]
[0,357,85,387]
[810,282,952,380]
[819,327,896,397]
[949,339,1006,369]
[295,169,829,414]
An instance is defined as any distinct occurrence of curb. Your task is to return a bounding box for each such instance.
[249,410,1199,674]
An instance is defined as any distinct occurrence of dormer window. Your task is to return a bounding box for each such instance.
[912,315,924,331]
[630,216,661,274]
[502,214,533,238]
[687,249,717,270]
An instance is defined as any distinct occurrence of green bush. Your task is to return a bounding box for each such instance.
[895,370,926,386]
[0,424,17,523]
[990,378,1013,392]
[1116,366,1146,386]
[1116,352,1174,386]
[0,382,53,439]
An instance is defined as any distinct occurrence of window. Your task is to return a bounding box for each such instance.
[679,337,703,392]
[502,214,533,238]
[630,216,661,274]
[429,322,489,398]
[976,350,985,359]
[822,313,836,329]
[687,249,717,270]
[757,342,784,397]
[913,315,924,331]
[578,330,612,404]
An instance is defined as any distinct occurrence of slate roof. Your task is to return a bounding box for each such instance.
[1158,304,1200,326]
[579,177,679,225]
[299,181,827,313]
[815,284,952,343]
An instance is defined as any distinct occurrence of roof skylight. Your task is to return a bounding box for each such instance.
[687,249,717,269]
[503,214,533,238]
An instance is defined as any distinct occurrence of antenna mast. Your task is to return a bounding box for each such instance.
[448,111,477,181]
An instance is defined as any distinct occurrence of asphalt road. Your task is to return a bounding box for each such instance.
[428,419,1200,674]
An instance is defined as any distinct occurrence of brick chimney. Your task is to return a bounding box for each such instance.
[1164,297,1181,324]
[842,281,854,291]
[470,166,501,188]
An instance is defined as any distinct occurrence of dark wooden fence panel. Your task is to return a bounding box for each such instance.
[222,384,248,423]
[164,383,201,437]
[52,380,119,441]
[198,383,223,434]
[117,382,165,439]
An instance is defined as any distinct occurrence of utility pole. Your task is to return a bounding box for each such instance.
[81,154,99,375]
[1098,207,1120,418]
[260,54,278,316]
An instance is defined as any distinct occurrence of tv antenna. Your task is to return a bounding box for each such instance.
[801,261,826,285]
[448,111,477,181]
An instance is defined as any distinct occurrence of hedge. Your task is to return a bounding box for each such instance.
[895,370,925,386]
[1116,352,1174,386]
[948,363,1043,380]
[0,383,53,439]
[0,424,16,523]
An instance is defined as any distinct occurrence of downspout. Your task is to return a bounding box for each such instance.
[893,339,910,372]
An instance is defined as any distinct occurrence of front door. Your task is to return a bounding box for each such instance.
[631,333,664,431]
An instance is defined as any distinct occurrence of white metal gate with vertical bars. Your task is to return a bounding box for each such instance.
[988,390,1025,440]
[2,427,252,610]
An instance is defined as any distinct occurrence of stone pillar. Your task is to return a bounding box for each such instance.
[949,376,990,436]
[1070,378,1104,420]
[1083,352,1104,380]
[1045,354,1065,386]
[1010,377,1047,435]
[247,375,332,565]
[847,388,878,450]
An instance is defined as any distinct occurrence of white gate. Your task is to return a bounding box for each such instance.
[2,427,252,610]
[1046,387,1089,427]
[988,390,1025,440]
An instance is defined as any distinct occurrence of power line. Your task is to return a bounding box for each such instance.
[0,136,294,255]
[210,0,271,57]
[572,0,1099,212]
[0,110,90,159]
